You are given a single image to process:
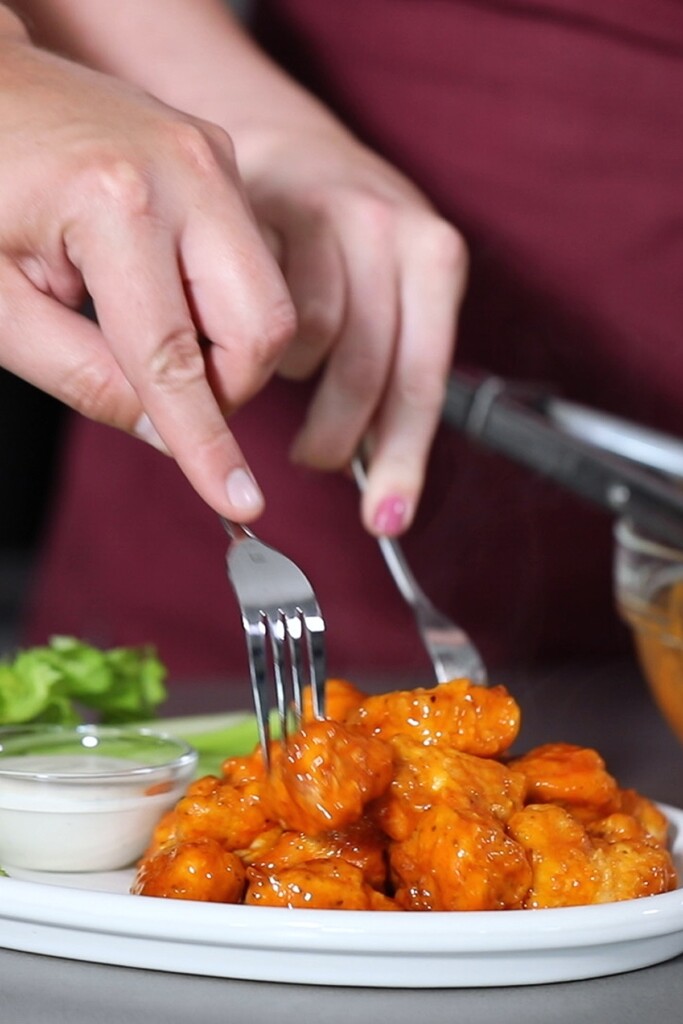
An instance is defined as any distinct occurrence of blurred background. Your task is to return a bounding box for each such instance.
[0,370,65,658]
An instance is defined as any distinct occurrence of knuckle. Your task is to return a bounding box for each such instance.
[147,327,205,394]
[200,122,237,164]
[294,184,338,221]
[78,157,155,219]
[396,364,447,411]
[297,297,340,348]
[165,120,235,176]
[335,348,386,402]
[355,195,395,246]
[191,419,232,462]
[251,298,297,367]
[63,359,121,422]
[420,219,469,277]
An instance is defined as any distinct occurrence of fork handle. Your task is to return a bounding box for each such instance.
[219,517,256,542]
[375,534,431,609]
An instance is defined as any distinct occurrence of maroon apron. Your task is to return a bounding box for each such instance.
[23,0,683,683]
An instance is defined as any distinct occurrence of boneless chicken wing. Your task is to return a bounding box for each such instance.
[132,679,677,911]
[507,803,676,908]
[140,768,274,861]
[372,736,527,841]
[390,804,532,911]
[133,838,245,902]
[506,804,600,908]
[509,743,619,821]
[590,837,677,902]
[586,807,676,901]
[220,747,266,786]
[616,788,671,846]
[347,679,520,756]
[243,818,388,889]
[302,677,367,723]
[245,859,396,909]
[266,719,393,833]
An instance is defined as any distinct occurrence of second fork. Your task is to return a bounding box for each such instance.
[351,458,488,686]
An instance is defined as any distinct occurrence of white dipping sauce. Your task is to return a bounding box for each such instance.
[0,753,188,872]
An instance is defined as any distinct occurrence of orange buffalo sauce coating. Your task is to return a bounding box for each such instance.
[301,676,366,723]
[267,719,394,833]
[347,678,520,756]
[132,838,245,902]
[245,860,397,910]
[132,678,677,909]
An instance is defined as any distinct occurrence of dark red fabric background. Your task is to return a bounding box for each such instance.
[24,0,683,682]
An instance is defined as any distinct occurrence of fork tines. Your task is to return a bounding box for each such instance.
[221,518,326,768]
[244,599,326,761]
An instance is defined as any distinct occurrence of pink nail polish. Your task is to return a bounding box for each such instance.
[373,495,409,536]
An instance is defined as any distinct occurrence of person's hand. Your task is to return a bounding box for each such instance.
[0,25,296,519]
[6,0,467,534]
[237,123,468,536]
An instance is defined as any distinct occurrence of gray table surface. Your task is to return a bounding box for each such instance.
[2,659,682,1023]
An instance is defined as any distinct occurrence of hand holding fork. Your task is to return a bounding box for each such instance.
[222,459,487,767]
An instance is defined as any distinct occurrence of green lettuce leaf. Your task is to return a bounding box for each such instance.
[0,637,167,726]
[0,661,59,724]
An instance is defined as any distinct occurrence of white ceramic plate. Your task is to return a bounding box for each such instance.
[1,805,682,987]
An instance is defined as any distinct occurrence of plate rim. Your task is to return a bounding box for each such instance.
[1,804,682,955]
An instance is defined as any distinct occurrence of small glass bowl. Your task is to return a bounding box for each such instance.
[614,519,683,745]
[0,724,197,872]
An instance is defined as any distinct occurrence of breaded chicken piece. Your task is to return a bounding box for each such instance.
[266,719,394,833]
[509,743,619,820]
[390,805,532,911]
[590,837,677,902]
[133,838,245,902]
[242,818,388,889]
[373,736,526,841]
[144,772,274,854]
[507,803,677,908]
[245,858,396,910]
[507,804,599,908]
[616,789,671,846]
[220,747,266,786]
[302,677,368,722]
[586,812,652,845]
[348,679,520,756]
[141,807,182,859]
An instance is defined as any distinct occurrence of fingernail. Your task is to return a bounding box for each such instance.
[226,467,264,512]
[372,495,410,536]
[134,413,170,455]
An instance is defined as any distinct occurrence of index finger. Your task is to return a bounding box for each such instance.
[65,163,293,518]
[361,215,468,535]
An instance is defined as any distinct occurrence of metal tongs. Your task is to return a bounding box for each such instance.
[442,369,683,549]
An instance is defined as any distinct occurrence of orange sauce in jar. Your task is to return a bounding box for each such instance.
[620,579,683,744]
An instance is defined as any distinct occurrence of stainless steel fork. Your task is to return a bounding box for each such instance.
[351,458,488,686]
[220,518,326,764]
